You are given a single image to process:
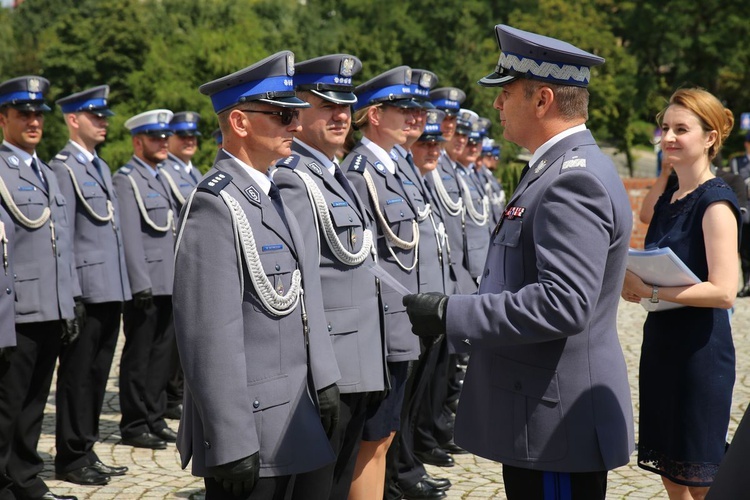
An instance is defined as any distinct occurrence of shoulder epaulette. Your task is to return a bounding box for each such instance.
[275,154,300,170]
[560,148,588,172]
[347,154,368,173]
[117,165,133,175]
[197,171,232,196]
[54,151,70,161]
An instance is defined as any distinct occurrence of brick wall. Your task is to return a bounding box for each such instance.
[622,178,656,249]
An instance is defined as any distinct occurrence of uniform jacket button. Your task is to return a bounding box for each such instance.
[384,304,389,312]
[204,440,211,449]
[5,288,10,295]
[275,264,280,271]
[327,323,332,332]
[484,269,490,277]
[253,400,260,409]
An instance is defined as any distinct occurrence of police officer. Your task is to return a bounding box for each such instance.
[50,85,131,485]
[174,50,340,500]
[476,136,505,225]
[0,76,78,500]
[113,109,179,450]
[272,53,388,500]
[386,70,454,500]
[342,66,421,500]
[162,111,202,208]
[403,25,635,499]
[0,204,13,357]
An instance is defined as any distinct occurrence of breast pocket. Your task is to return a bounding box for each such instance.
[81,184,108,217]
[492,218,524,288]
[144,195,168,226]
[383,201,416,237]
[12,189,47,221]
[491,356,566,461]
[253,247,297,313]
[329,205,363,252]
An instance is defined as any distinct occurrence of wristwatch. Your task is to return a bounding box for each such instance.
[650,285,659,304]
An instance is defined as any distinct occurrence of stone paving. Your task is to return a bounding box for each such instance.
[37,294,750,499]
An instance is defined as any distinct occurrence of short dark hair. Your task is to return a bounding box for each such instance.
[522,80,589,121]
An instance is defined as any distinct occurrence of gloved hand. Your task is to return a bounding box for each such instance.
[74,297,87,331]
[317,383,340,440]
[60,318,80,345]
[402,292,449,338]
[207,452,260,497]
[132,288,154,310]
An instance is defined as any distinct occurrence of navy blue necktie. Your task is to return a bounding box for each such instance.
[268,182,291,232]
[92,156,104,180]
[333,166,356,202]
[31,158,47,191]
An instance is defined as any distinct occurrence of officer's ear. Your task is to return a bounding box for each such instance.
[227,108,250,138]
[534,86,555,118]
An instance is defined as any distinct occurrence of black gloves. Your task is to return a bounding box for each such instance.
[208,452,260,497]
[317,383,340,440]
[74,297,87,331]
[402,292,449,338]
[133,288,154,310]
[60,318,80,345]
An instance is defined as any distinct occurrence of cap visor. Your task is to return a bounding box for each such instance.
[11,102,51,112]
[477,71,518,88]
[419,134,446,142]
[90,108,115,117]
[387,99,422,109]
[310,89,358,105]
[257,96,312,108]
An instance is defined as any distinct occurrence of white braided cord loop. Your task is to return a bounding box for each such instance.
[0,175,50,228]
[126,175,174,233]
[63,163,114,222]
[430,169,463,216]
[220,191,301,316]
[363,169,418,271]
[416,202,431,222]
[294,170,373,267]
[458,175,489,226]
[159,168,187,205]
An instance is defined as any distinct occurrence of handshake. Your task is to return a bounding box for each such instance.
[402,292,449,338]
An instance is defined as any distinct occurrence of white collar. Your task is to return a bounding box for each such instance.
[223,150,272,195]
[69,140,95,162]
[529,124,586,167]
[361,137,396,174]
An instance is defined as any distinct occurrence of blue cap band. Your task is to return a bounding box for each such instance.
[0,91,44,106]
[210,75,294,113]
[354,84,414,111]
[410,84,431,99]
[130,122,172,135]
[294,72,354,88]
[171,121,198,132]
[60,97,108,114]
[430,98,460,110]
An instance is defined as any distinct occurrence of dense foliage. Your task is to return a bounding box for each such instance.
[2,0,750,180]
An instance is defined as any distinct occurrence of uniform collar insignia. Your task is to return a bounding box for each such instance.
[307,161,322,176]
[374,161,386,174]
[533,159,547,174]
[245,185,261,205]
[8,155,19,167]
[76,153,87,164]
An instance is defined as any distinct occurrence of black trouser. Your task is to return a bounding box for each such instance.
[55,302,122,473]
[165,316,184,411]
[291,392,369,500]
[741,223,750,285]
[0,322,63,499]
[204,475,291,500]
[119,296,174,438]
[414,337,452,452]
[503,465,607,500]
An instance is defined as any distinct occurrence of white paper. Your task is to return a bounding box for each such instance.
[627,247,701,312]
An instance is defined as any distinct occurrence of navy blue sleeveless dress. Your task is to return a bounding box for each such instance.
[638,177,739,486]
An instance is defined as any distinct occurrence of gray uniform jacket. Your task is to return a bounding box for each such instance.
[344,142,419,363]
[49,143,131,303]
[274,141,387,394]
[162,153,199,209]
[173,150,337,477]
[0,204,15,347]
[0,145,75,324]
[456,162,491,278]
[475,165,505,226]
[112,157,177,297]
[425,154,477,294]
[392,148,453,295]
[445,130,634,472]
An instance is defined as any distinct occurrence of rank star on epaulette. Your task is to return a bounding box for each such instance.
[349,154,365,172]
[562,158,586,170]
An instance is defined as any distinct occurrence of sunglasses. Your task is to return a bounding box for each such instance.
[242,108,300,126]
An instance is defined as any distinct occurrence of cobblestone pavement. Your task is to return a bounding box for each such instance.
[37,297,750,499]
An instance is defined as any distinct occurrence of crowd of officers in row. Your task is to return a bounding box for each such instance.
[0,51,505,500]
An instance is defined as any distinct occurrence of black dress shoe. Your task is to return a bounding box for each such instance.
[401,480,447,500]
[55,466,110,486]
[91,460,128,476]
[121,432,167,449]
[39,492,78,500]
[153,426,177,442]
[414,447,454,467]
[739,284,750,297]
[421,474,451,491]
[164,404,183,420]
[441,439,469,455]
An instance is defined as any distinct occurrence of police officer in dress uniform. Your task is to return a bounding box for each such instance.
[49,85,131,486]
[272,53,388,500]
[162,110,202,421]
[384,70,455,500]
[403,25,635,500]
[476,137,505,225]
[174,50,340,500]
[113,109,179,450]
[341,66,422,500]
[0,76,78,500]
